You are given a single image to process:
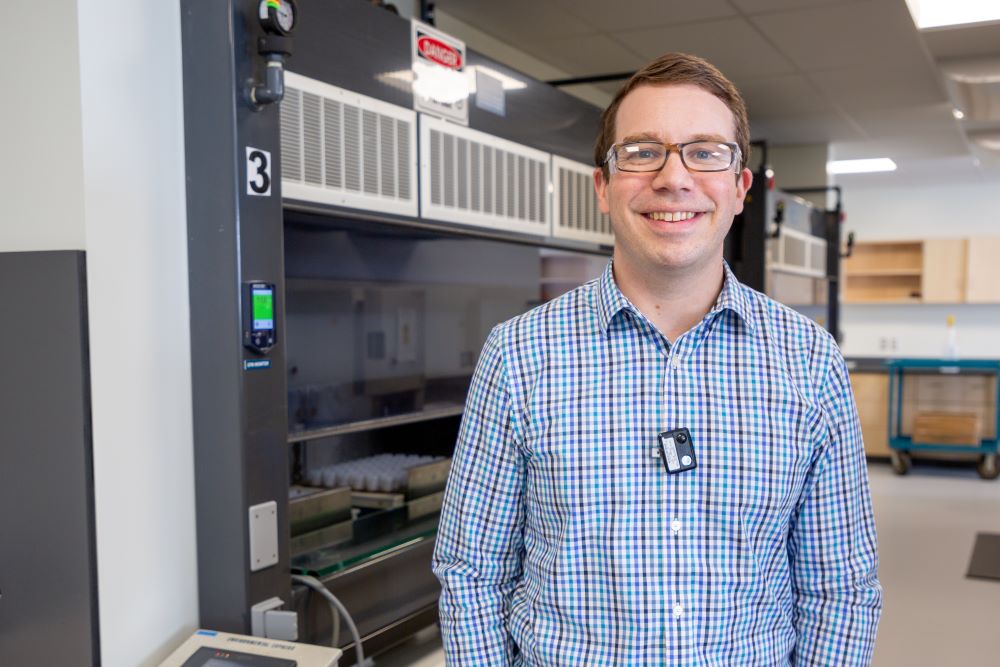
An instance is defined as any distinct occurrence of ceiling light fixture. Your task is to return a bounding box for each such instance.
[904,0,1000,29]
[953,108,966,119]
[826,158,898,175]
[969,130,1000,151]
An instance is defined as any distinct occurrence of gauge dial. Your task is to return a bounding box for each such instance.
[258,0,296,35]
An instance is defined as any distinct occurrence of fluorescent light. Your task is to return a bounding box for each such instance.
[827,158,898,175]
[953,108,965,119]
[970,131,1000,150]
[905,0,1000,29]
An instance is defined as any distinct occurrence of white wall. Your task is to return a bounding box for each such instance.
[2,1,86,250]
[76,1,198,665]
[8,4,197,664]
[838,181,1000,358]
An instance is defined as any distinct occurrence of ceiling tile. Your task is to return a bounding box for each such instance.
[614,17,796,79]
[518,34,647,78]
[922,22,1000,60]
[558,85,615,110]
[809,65,947,112]
[594,81,627,97]
[751,112,865,144]
[731,0,870,14]
[849,103,958,137]
[739,74,831,117]
[553,0,737,32]
[437,0,596,43]
[750,0,929,71]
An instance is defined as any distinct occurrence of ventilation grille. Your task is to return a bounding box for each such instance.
[420,115,551,236]
[769,227,826,278]
[551,156,613,245]
[280,72,417,217]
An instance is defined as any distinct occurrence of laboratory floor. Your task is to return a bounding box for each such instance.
[372,461,1000,667]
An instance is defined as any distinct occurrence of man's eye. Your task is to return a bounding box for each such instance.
[636,150,656,159]
[692,150,713,160]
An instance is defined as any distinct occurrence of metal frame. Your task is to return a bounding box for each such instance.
[783,186,845,343]
[887,358,1000,456]
[181,0,291,631]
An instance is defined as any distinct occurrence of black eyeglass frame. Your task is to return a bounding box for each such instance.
[603,140,742,173]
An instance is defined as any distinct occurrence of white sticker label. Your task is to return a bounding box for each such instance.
[662,436,681,472]
[246,146,272,196]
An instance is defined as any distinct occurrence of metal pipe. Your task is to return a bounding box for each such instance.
[546,71,635,87]
[252,56,286,106]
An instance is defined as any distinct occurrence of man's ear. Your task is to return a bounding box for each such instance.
[734,167,753,215]
[594,167,610,214]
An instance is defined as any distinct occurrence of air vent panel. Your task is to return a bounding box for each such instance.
[280,71,417,217]
[551,156,614,245]
[420,115,551,237]
[768,227,827,279]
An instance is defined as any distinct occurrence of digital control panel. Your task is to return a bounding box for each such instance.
[243,282,277,354]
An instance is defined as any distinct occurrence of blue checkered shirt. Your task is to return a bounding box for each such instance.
[433,261,882,665]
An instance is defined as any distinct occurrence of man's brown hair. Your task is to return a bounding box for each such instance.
[594,52,750,178]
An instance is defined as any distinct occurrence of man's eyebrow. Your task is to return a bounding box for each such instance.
[617,133,733,144]
[619,133,660,144]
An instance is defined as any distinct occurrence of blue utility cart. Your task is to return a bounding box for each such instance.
[887,358,1000,479]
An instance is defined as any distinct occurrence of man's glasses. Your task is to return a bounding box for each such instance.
[604,141,741,173]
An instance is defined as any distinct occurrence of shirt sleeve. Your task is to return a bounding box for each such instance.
[788,352,883,665]
[432,326,526,665]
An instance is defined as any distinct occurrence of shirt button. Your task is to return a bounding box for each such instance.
[673,603,684,618]
[671,356,681,370]
[670,518,681,534]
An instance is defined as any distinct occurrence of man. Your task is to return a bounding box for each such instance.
[433,52,882,665]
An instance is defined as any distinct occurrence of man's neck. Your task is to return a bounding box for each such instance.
[612,255,725,343]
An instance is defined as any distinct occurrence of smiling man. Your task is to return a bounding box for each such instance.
[433,53,882,666]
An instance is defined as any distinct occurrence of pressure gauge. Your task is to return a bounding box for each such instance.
[258,0,297,36]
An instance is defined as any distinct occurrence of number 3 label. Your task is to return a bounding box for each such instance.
[246,147,272,196]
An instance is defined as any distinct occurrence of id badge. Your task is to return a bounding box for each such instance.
[657,428,697,474]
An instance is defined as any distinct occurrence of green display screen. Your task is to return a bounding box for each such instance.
[252,289,274,330]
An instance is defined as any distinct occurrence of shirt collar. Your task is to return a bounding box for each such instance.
[712,261,757,333]
[594,259,757,335]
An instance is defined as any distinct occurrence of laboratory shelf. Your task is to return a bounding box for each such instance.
[287,402,464,443]
[291,512,439,578]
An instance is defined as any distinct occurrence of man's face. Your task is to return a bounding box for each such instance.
[595,84,753,277]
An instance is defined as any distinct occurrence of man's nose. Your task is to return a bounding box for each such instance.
[650,150,694,190]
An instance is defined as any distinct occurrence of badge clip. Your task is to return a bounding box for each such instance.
[657,427,697,474]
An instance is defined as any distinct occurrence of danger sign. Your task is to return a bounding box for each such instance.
[412,20,468,125]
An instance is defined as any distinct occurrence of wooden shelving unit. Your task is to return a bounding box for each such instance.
[842,238,971,304]
[843,241,924,303]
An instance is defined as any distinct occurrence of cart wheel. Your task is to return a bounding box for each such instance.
[977,455,1000,480]
[890,451,911,475]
